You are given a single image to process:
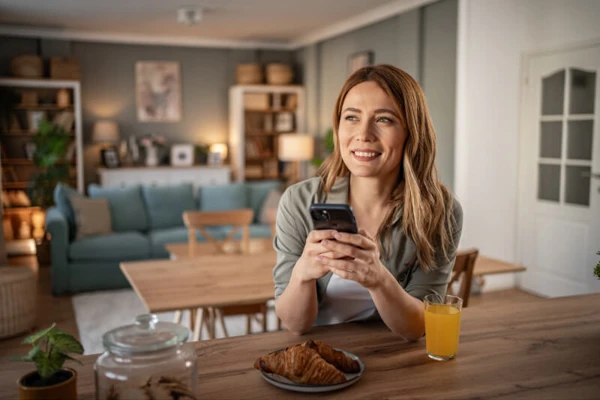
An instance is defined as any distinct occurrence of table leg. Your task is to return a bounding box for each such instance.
[215,308,228,338]
[208,308,215,339]
[173,310,182,324]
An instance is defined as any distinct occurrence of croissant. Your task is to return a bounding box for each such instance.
[254,344,346,385]
[302,340,361,373]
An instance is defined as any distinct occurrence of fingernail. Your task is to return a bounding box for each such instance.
[333,232,341,239]
[315,256,323,262]
[322,240,329,246]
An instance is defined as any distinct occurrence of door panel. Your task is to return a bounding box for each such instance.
[518,44,600,297]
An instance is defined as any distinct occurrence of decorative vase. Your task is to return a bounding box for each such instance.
[145,146,159,167]
[56,89,70,108]
[18,368,77,400]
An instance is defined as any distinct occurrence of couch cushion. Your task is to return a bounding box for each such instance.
[247,180,282,222]
[142,184,196,230]
[88,184,149,232]
[249,223,273,239]
[54,183,81,240]
[198,183,247,211]
[69,195,112,239]
[69,231,151,261]
[148,226,231,258]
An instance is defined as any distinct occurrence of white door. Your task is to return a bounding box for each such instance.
[518,44,600,297]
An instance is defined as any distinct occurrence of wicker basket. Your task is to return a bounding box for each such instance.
[236,63,263,84]
[50,57,81,80]
[266,63,293,85]
[0,268,37,339]
[10,55,43,79]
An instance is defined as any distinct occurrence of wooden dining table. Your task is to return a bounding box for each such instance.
[1,292,598,399]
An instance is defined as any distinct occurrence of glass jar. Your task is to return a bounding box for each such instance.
[95,314,198,400]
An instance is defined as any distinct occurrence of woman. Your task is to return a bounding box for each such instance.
[273,64,462,340]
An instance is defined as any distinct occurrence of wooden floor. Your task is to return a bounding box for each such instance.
[0,256,542,360]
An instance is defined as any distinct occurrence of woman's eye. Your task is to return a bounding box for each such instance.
[344,115,358,121]
[377,117,393,123]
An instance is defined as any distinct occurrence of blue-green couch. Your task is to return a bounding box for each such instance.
[46,180,281,294]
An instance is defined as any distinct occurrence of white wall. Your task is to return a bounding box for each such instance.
[455,0,600,291]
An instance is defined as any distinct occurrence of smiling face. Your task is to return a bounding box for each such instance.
[337,81,407,182]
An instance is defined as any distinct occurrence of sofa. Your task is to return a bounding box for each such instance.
[46,180,281,294]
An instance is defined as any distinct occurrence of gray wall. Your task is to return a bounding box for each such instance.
[0,36,294,186]
[298,0,457,188]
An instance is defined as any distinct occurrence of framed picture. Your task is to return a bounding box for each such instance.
[101,147,120,168]
[275,112,294,132]
[24,142,36,160]
[208,152,222,166]
[27,110,46,132]
[170,144,194,166]
[135,61,182,122]
[348,51,374,76]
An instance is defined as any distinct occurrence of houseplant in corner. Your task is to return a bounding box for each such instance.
[595,251,600,279]
[27,120,70,264]
[13,323,83,400]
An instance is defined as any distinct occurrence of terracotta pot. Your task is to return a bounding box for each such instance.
[18,368,77,400]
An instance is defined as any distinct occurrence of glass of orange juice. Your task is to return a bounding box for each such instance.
[424,294,463,361]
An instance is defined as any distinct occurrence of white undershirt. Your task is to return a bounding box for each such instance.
[314,274,376,326]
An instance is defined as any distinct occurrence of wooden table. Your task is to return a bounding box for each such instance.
[2,293,598,399]
[121,253,276,340]
[165,238,275,259]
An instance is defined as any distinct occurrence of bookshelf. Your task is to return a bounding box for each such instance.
[229,85,305,182]
[0,78,83,252]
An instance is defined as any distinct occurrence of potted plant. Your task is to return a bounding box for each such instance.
[311,128,335,168]
[195,143,210,165]
[27,120,71,264]
[13,323,83,400]
[595,251,600,279]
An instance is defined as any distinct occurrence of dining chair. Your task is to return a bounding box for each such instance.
[448,248,479,308]
[182,209,268,340]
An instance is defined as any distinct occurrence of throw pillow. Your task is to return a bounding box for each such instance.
[69,195,112,239]
[259,189,282,224]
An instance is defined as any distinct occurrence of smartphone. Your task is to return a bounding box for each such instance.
[309,203,358,234]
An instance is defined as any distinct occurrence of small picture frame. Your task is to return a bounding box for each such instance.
[27,111,46,132]
[53,111,75,132]
[275,112,294,132]
[24,142,36,160]
[170,144,194,167]
[348,50,374,76]
[101,147,120,168]
[208,151,222,166]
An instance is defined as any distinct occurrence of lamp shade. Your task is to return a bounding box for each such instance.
[93,120,120,144]
[209,143,228,160]
[278,134,314,161]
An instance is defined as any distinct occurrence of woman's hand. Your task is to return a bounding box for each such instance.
[315,230,386,289]
[293,230,342,282]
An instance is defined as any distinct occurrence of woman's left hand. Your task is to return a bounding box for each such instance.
[315,230,386,289]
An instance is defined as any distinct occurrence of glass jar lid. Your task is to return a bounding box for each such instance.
[102,314,189,355]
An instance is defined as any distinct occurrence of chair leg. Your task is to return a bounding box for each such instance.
[208,307,216,339]
[173,310,182,324]
[215,308,229,338]
[246,315,252,335]
[192,308,204,342]
[261,305,267,333]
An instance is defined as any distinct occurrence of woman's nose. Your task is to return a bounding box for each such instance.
[354,122,376,142]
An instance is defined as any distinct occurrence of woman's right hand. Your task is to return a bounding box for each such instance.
[292,230,340,282]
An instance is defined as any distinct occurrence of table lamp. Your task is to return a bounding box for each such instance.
[93,120,119,146]
[278,133,314,183]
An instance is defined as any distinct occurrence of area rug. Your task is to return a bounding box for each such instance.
[72,289,278,355]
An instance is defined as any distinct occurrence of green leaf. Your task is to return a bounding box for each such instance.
[23,323,56,345]
[63,354,83,366]
[10,355,33,362]
[48,332,84,355]
[34,349,65,380]
[28,342,41,359]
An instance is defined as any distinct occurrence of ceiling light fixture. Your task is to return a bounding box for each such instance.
[177,6,203,26]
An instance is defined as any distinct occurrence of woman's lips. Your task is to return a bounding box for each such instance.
[351,150,381,161]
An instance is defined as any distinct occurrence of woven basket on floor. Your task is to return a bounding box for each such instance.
[0,268,37,339]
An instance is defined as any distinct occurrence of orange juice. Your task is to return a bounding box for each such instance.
[425,303,461,360]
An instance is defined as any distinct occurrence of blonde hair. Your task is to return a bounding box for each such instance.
[318,64,456,270]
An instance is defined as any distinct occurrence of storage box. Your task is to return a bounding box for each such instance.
[50,57,80,80]
[20,92,38,106]
[10,55,43,78]
[244,93,270,110]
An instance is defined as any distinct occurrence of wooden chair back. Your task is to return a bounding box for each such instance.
[183,209,254,257]
[448,248,479,308]
[264,208,278,237]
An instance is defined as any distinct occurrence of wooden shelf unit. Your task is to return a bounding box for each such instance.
[229,85,305,182]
